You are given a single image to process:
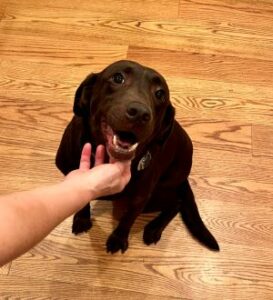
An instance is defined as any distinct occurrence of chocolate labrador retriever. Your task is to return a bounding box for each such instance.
[56,60,219,253]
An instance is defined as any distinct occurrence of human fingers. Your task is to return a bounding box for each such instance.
[79,143,92,171]
[94,145,105,166]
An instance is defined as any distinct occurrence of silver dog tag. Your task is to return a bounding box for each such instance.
[137,151,152,171]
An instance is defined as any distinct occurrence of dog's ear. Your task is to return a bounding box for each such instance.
[156,105,175,144]
[73,73,98,117]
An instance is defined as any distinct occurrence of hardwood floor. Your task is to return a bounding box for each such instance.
[0,0,273,299]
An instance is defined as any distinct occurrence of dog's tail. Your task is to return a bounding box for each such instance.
[179,180,220,251]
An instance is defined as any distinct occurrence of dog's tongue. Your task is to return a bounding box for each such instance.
[116,137,132,149]
[113,134,138,152]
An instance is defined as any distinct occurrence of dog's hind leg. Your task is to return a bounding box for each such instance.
[72,203,92,234]
[143,206,179,245]
[179,179,219,251]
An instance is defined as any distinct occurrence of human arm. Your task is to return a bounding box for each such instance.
[0,143,131,266]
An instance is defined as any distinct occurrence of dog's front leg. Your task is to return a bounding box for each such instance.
[106,147,162,254]
[106,197,147,254]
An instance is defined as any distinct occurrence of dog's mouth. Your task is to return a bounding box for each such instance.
[101,121,139,161]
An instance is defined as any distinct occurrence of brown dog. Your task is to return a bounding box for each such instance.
[56,60,219,253]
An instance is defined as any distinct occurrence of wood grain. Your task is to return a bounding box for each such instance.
[1,3,272,59]
[1,0,273,299]
[252,125,273,158]
[168,77,273,126]
[128,46,273,87]
[181,120,251,153]
[0,5,6,21]
[179,0,273,19]
[0,274,182,300]
[191,147,273,183]
[0,33,128,67]
[5,0,180,19]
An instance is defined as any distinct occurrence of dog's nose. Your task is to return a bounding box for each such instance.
[126,102,151,123]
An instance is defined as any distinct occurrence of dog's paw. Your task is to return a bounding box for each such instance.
[143,224,162,245]
[72,217,92,235]
[106,233,129,254]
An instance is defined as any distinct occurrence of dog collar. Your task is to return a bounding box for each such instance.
[137,151,152,171]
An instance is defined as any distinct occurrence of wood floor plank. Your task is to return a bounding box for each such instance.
[1,5,273,59]
[0,97,66,193]
[190,174,273,208]
[179,0,273,36]
[191,147,273,183]
[181,119,251,153]
[178,0,273,60]
[252,125,273,158]
[9,256,273,300]
[189,146,273,209]
[0,33,128,67]
[128,46,273,87]
[0,143,62,194]
[5,0,180,19]
[0,274,181,300]
[168,77,273,126]
[179,0,273,19]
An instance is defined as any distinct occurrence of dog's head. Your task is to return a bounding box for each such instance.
[74,60,175,160]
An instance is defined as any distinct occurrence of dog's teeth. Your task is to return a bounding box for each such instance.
[112,135,138,154]
[129,143,138,151]
[113,135,118,146]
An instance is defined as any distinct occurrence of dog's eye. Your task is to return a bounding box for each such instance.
[112,73,125,84]
[155,89,165,102]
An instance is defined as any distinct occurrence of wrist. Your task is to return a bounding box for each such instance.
[60,179,96,208]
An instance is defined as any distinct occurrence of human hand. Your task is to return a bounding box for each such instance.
[64,143,131,201]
